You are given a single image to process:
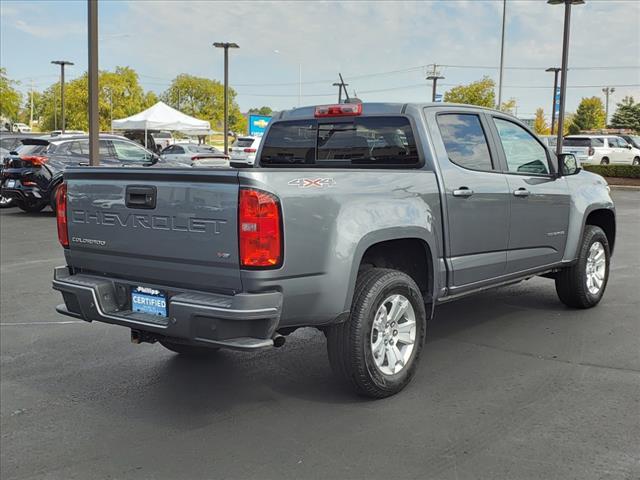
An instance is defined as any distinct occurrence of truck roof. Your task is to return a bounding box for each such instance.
[275,102,508,121]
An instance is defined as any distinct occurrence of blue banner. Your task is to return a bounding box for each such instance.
[248,115,272,137]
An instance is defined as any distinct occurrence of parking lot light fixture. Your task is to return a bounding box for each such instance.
[51,60,74,134]
[213,42,239,155]
[546,67,561,134]
[547,0,585,157]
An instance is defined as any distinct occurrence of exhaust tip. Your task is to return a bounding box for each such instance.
[273,335,286,348]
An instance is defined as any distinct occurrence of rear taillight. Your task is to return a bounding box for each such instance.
[56,183,69,248]
[588,146,595,156]
[243,148,257,153]
[239,188,282,268]
[20,155,48,166]
[314,103,362,117]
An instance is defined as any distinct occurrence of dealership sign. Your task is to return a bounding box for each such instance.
[249,115,272,136]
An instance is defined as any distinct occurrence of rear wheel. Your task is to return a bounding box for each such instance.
[326,268,426,398]
[600,157,610,165]
[160,339,220,356]
[555,225,610,308]
[17,201,46,213]
[632,157,640,166]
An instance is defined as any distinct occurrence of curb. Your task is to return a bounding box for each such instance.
[608,185,640,190]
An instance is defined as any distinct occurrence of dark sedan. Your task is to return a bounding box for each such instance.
[0,134,189,214]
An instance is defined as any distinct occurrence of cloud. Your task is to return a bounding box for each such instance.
[14,19,84,39]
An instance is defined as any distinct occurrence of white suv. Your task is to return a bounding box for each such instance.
[229,136,261,166]
[563,135,640,165]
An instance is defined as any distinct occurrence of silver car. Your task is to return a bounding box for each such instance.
[161,143,229,167]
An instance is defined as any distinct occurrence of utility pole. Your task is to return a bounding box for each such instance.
[546,67,561,134]
[214,42,239,155]
[332,75,350,103]
[87,0,99,165]
[497,0,507,109]
[51,60,74,134]
[602,87,615,127]
[29,79,34,128]
[426,64,444,102]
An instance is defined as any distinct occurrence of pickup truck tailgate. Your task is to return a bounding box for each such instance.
[64,168,242,293]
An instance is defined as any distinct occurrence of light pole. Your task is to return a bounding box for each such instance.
[602,87,615,127]
[548,0,585,157]
[88,0,99,165]
[51,60,74,133]
[214,42,239,155]
[546,67,561,134]
[426,65,444,102]
[497,0,507,109]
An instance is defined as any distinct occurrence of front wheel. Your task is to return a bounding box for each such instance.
[600,157,610,165]
[632,157,640,166]
[326,268,426,398]
[555,225,610,308]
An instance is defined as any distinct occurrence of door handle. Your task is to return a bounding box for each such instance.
[513,188,530,197]
[452,187,474,197]
[126,185,157,209]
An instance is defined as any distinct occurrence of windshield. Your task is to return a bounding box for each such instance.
[260,116,420,167]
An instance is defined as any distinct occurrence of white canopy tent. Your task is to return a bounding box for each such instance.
[111,101,211,147]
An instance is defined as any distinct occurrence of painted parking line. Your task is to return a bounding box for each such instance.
[1,321,85,326]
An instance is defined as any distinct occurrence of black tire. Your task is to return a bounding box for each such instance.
[600,157,610,165]
[326,268,426,398]
[17,201,46,213]
[632,157,640,166]
[160,340,220,356]
[555,225,610,309]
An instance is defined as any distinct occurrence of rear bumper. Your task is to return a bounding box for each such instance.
[52,266,283,351]
[0,184,45,203]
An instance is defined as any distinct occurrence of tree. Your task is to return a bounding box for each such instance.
[500,98,517,115]
[444,76,495,108]
[248,106,273,116]
[610,96,640,132]
[533,108,550,135]
[37,66,155,131]
[0,68,22,121]
[571,97,606,132]
[161,74,246,133]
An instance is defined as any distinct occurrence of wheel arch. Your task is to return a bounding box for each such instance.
[585,208,616,254]
[343,228,438,318]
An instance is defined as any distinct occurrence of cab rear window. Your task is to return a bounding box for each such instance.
[260,116,420,167]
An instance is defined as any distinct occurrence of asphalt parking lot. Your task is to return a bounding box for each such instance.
[1,189,638,480]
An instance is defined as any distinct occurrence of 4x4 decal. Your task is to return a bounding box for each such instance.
[287,178,336,189]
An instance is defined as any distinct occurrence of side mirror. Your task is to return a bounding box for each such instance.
[626,144,633,149]
[559,153,580,176]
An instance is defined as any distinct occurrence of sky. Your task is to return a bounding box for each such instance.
[1,0,639,120]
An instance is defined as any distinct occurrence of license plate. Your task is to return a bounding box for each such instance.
[5,179,16,188]
[131,287,167,317]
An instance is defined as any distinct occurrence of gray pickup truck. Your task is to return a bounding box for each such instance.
[53,103,615,398]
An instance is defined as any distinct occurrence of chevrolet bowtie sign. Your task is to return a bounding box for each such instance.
[248,114,272,136]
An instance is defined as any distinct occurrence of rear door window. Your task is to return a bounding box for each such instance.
[260,117,420,167]
[436,114,494,171]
